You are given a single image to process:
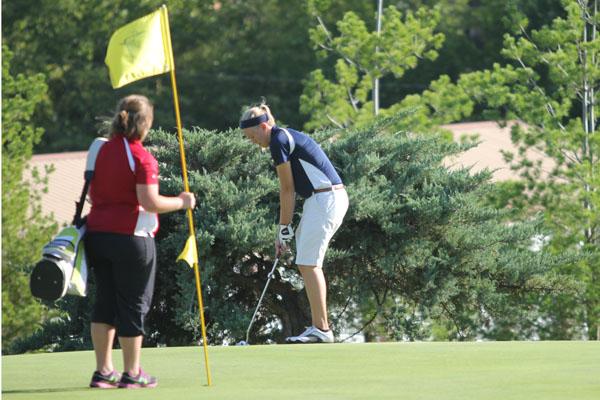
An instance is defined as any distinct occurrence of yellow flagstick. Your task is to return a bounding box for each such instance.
[160,5,212,386]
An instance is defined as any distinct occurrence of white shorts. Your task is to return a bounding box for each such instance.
[295,188,349,268]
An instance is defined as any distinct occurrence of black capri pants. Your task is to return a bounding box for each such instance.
[85,232,156,337]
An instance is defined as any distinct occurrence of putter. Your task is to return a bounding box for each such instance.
[242,257,280,345]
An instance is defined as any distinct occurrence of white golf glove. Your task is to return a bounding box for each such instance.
[277,224,294,253]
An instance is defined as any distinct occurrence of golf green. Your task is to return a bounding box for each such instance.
[2,341,599,399]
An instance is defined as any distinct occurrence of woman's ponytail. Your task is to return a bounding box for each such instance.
[110,95,153,140]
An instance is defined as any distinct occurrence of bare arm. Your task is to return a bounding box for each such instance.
[136,184,195,214]
[276,162,295,224]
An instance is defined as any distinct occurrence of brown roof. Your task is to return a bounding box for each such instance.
[29,121,552,225]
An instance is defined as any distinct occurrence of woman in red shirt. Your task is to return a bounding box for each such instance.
[85,95,195,389]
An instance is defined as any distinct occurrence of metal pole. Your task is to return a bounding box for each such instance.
[374,0,383,116]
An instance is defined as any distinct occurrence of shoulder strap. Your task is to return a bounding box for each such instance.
[73,138,108,227]
[84,138,108,180]
[122,137,135,173]
[281,128,295,154]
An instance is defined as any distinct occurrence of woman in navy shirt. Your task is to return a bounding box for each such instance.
[240,102,349,343]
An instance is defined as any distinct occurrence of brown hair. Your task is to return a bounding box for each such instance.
[110,95,154,141]
[240,100,276,127]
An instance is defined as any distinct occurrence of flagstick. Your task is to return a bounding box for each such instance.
[161,5,212,387]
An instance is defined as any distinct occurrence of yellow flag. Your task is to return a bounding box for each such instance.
[105,6,173,88]
[177,235,198,268]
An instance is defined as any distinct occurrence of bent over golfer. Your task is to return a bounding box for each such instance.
[240,102,349,343]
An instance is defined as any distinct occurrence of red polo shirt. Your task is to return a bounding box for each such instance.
[87,135,159,236]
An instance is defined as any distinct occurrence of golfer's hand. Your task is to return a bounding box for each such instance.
[178,192,196,210]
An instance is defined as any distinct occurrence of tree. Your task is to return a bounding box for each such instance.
[448,0,600,339]
[2,0,181,152]
[141,116,574,344]
[2,0,316,152]
[300,0,598,340]
[148,126,304,344]
[300,1,565,133]
[2,44,57,349]
[385,0,565,104]
[3,1,564,153]
[301,3,444,130]
[10,116,577,351]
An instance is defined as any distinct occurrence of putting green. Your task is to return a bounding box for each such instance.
[2,341,599,399]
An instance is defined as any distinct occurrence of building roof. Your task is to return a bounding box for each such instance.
[441,120,552,182]
[28,121,551,225]
[28,151,89,226]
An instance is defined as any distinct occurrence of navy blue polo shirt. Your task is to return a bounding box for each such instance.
[269,126,342,198]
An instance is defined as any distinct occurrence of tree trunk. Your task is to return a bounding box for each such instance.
[269,280,311,342]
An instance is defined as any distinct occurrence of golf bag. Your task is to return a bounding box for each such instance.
[30,138,107,301]
[30,225,88,300]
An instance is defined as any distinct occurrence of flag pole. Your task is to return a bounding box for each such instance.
[161,4,212,386]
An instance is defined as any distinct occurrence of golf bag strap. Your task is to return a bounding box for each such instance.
[72,138,108,227]
[122,137,135,173]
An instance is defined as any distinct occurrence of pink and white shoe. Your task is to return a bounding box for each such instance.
[89,370,121,388]
[118,368,157,389]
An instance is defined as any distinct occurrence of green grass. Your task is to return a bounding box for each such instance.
[2,341,599,399]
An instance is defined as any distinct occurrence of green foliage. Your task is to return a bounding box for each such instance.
[146,126,308,344]
[141,116,574,344]
[320,116,577,340]
[382,74,473,136]
[301,1,565,132]
[8,303,92,354]
[2,0,315,152]
[2,1,564,152]
[2,0,565,153]
[357,0,600,339]
[4,0,592,348]
[451,0,600,339]
[3,0,158,151]
[301,4,444,130]
[2,44,57,349]
[392,0,564,93]
[10,116,579,351]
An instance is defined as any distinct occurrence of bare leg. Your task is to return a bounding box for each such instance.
[91,322,116,374]
[298,265,329,331]
[119,336,143,376]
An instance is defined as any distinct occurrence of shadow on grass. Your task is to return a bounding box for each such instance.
[3,387,88,394]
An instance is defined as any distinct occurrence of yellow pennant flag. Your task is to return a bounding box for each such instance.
[177,235,198,268]
[105,6,173,88]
